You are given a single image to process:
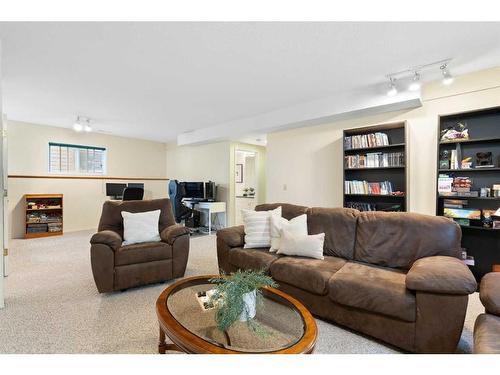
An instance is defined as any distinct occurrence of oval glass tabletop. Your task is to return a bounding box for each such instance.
[164,277,306,353]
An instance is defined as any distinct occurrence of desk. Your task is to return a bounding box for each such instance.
[194,201,227,235]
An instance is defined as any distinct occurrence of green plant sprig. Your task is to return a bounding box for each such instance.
[209,269,278,334]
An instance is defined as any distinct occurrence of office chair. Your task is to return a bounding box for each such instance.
[168,180,201,229]
[122,187,144,201]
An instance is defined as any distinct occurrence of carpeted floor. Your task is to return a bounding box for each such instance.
[0,230,482,354]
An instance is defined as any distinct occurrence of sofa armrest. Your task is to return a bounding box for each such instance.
[406,256,477,295]
[480,273,500,316]
[160,224,190,245]
[216,225,245,248]
[90,230,122,251]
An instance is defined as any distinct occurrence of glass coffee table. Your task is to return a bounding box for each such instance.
[156,275,317,354]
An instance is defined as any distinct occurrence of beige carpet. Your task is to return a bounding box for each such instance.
[0,230,482,354]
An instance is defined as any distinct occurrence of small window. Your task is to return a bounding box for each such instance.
[49,143,107,175]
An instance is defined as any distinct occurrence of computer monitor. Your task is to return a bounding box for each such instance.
[184,182,205,199]
[106,183,127,199]
[127,182,144,189]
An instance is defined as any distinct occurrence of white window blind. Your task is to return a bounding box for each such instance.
[49,143,106,174]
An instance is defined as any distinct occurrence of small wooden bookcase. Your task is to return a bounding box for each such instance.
[24,194,63,239]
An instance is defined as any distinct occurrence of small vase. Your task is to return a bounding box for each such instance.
[238,290,257,321]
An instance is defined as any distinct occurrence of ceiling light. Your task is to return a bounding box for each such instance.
[408,71,421,91]
[441,64,454,85]
[387,78,397,97]
[73,122,83,132]
[74,116,92,133]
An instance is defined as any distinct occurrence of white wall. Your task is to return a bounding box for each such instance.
[266,66,500,215]
[8,121,168,238]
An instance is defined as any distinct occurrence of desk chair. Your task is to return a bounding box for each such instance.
[122,187,144,201]
[168,180,201,232]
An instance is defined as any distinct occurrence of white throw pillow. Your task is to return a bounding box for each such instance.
[242,206,282,248]
[276,229,325,260]
[121,209,161,246]
[270,214,308,252]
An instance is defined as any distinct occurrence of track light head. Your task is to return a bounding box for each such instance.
[74,116,92,132]
[441,64,454,85]
[387,77,397,97]
[408,71,421,91]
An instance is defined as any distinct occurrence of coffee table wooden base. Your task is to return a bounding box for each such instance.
[158,327,183,354]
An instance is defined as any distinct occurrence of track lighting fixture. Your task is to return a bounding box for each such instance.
[387,77,397,97]
[408,71,421,91]
[440,64,454,85]
[384,58,454,96]
[74,116,92,133]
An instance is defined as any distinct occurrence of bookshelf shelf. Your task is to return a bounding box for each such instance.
[439,136,500,145]
[460,225,500,232]
[344,143,405,153]
[438,195,500,201]
[345,194,405,198]
[436,105,500,282]
[439,168,500,172]
[343,121,407,212]
[26,207,63,211]
[345,166,405,171]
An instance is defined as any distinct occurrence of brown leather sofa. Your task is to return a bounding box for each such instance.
[217,203,477,353]
[90,198,190,293]
[473,272,500,353]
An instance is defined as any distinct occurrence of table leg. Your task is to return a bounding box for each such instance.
[158,326,167,354]
[208,209,212,235]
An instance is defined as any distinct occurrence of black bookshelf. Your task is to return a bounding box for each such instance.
[343,122,407,212]
[436,106,500,282]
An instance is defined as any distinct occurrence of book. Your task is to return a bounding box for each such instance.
[438,176,453,194]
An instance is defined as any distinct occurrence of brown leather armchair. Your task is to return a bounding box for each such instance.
[90,198,190,293]
[474,272,500,353]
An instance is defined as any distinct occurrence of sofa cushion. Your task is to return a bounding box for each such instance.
[228,248,280,272]
[256,203,308,220]
[328,261,416,322]
[270,256,346,295]
[115,241,172,266]
[354,211,461,270]
[474,314,500,354]
[306,207,359,259]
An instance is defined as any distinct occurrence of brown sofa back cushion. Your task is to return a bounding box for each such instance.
[354,211,462,269]
[98,198,176,238]
[307,207,359,259]
[255,203,308,220]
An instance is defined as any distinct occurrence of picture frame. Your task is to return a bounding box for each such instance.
[235,163,243,183]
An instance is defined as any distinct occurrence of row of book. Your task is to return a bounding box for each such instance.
[345,151,404,169]
[345,180,397,195]
[345,202,403,212]
[344,132,390,150]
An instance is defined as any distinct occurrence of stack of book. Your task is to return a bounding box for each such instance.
[438,174,479,197]
[345,151,404,169]
[345,202,403,212]
[345,180,396,195]
[345,202,377,211]
[344,132,389,150]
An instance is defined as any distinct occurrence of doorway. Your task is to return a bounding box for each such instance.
[234,150,258,225]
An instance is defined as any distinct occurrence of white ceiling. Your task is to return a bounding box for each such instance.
[1,22,500,143]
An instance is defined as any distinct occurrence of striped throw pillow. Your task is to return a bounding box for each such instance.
[242,206,282,249]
